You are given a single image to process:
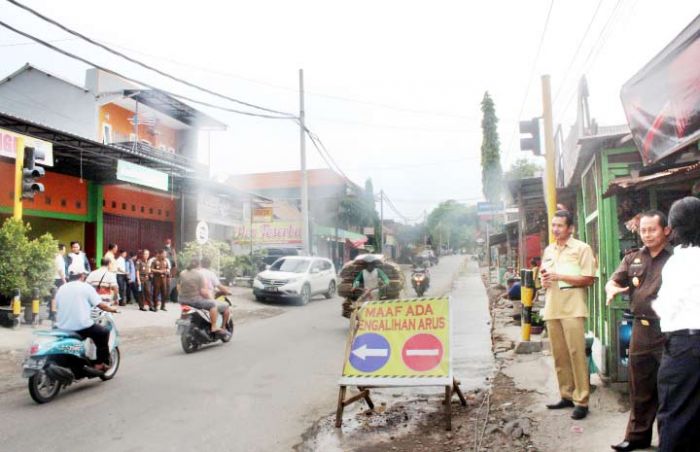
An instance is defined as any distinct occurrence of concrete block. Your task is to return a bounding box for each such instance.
[514,341,543,354]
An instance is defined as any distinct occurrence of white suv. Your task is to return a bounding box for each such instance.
[253,256,337,305]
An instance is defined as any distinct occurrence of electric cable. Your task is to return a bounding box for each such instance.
[6,0,296,118]
[503,0,555,165]
[551,0,605,106]
[0,19,293,120]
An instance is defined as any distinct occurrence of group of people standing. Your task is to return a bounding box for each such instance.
[53,239,178,313]
[538,197,700,452]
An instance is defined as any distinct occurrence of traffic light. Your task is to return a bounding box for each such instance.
[21,147,45,199]
[519,117,541,156]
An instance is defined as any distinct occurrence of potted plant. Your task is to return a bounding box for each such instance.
[530,311,545,334]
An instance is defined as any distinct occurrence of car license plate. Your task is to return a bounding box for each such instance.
[264,285,278,292]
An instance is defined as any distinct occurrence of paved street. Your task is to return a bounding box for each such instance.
[0,256,473,452]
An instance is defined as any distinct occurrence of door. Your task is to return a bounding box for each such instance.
[309,259,325,294]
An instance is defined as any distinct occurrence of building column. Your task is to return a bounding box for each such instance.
[88,182,104,262]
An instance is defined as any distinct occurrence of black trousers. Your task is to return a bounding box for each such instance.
[625,320,664,443]
[126,280,139,304]
[657,334,700,452]
[77,323,110,365]
[116,275,128,305]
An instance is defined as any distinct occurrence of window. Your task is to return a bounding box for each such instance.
[168,147,175,154]
[322,261,332,271]
[102,123,113,144]
[75,201,81,209]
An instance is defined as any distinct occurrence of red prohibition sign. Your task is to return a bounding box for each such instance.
[401,333,444,371]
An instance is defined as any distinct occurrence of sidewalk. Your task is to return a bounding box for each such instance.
[482,283,642,452]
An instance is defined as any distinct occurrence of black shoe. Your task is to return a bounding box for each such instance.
[546,399,575,409]
[571,405,588,420]
[149,308,157,312]
[160,307,167,311]
[139,307,148,312]
[611,440,650,451]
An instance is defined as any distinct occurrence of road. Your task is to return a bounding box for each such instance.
[0,255,468,452]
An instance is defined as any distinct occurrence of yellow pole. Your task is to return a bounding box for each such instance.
[541,75,557,244]
[13,137,25,220]
[521,269,534,341]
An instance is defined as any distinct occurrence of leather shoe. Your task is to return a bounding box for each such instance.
[545,399,575,409]
[571,405,588,419]
[611,440,650,451]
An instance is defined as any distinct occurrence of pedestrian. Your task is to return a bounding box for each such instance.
[653,196,700,452]
[137,249,153,311]
[606,210,672,451]
[50,243,68,321]
[67,241,91,276]
[125,251,139,305]
[115,250,128,306]
[541,210,597,420]
[104,243,118,273]
[86,258,119,305]
[150,249,171,311]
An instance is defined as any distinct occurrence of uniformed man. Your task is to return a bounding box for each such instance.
[606,210,672,452]
[541,210,597,420]
[150,249,171,311]
[137,249,153,311]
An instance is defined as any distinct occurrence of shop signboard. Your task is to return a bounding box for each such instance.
[0,127,53,166]
[232,221,302,245]
[116,160,168,191]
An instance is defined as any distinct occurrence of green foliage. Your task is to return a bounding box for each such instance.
[426,201,479,251]
[505,157,542,180]
[178,240,266,281]
[480,92,504,203]
[0,218,57,299]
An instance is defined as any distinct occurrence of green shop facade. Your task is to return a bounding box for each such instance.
[559,129,700,383]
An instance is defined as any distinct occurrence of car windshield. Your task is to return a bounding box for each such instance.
[270,258,311,273]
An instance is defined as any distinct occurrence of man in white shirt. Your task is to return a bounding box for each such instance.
[50,244,68,321]
[86,258,119,305]
[55,271,118,371]
[653,196,700,452]
[115,250,128,306]
[67,241,91,277]
[104,243,118,273]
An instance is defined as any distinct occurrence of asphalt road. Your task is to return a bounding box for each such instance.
[0,255,467,452]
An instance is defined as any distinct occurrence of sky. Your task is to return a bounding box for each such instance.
[0,0,698,222]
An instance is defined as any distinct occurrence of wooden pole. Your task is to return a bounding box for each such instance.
[13,138,24,219]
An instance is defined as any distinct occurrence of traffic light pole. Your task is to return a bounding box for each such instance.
[541,75,557,244]
[13,137,25,219]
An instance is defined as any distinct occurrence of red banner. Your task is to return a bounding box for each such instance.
[620,15,700,164]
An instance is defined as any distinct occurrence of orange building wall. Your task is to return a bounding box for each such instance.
[99,103,178,151]
[0,160,88,216]
[103,184,176,223]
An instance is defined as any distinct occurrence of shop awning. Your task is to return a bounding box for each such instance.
[488,232,507,246]
[604,161,700,198]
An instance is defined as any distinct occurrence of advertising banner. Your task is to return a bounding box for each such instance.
[0,127,53,166]
[233,221,302,245]
[339,297,452,386]
[620,15,700,164]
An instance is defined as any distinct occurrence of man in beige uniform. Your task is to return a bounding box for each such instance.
[541,210,597,420]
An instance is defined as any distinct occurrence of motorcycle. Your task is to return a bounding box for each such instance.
[176,295,234,353]
[22,309,120,404]
[411,268,430,297]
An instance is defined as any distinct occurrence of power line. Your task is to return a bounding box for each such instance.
[556,0,625,119]
[6,0,296,118]
[0,19,294,120]
[503,0,556,166]
[551,0,605,106]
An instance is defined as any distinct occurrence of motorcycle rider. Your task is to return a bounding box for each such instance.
[352,256,390,300]
[200,256,231,298]
[54,271,119,372]
[411,260,431,291]
[177,258,231,339]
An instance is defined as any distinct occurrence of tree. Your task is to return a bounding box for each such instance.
[426,200,479,251]
[0,218,56,301]
[480,92,503,203]
[505,157,542,180]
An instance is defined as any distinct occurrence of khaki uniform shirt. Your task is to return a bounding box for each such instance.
[541,237,597,320]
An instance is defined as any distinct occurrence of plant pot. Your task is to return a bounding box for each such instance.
[530,325,544,335]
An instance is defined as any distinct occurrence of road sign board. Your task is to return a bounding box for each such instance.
[340,297,451,386]
[349,333,391,373]
[195,221,209,245]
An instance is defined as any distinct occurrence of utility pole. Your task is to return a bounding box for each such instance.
[299,68,310,255]
[541,75,557,244]
[13,137,25,219]
[379,190,384,255]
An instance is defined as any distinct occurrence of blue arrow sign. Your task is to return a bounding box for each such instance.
[349,333,390,373]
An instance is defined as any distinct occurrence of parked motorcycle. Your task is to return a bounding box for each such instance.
[22,309,120,404]
[176,295,234,353]
[411,268,430,297]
